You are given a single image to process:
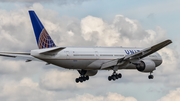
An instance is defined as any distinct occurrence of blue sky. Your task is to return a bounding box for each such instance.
[0,0,179,101]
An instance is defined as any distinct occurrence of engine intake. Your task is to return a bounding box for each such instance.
[136,60,156,72]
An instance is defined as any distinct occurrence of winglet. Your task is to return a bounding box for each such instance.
[29,10,56,49]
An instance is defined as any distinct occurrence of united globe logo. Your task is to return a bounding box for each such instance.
[38,28,56,49]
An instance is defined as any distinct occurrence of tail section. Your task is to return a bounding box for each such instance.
[29,10,56,49]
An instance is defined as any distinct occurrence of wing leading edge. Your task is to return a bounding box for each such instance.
[101,39,172,69]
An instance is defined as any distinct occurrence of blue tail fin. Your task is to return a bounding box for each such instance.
[29,10,56,49]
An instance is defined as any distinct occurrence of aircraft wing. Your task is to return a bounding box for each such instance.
[0,52,40,62]
[101,39,172,69]
[0,47,66,62]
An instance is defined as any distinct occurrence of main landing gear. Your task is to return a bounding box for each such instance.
[108,71,122,81]
[108,66,122,81]
[75,76,89,83]
[75,69,89,83]
[148,72,154,79]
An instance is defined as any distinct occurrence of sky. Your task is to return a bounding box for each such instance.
[0,0,180,101]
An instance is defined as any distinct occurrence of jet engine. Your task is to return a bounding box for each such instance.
[136,60,156,72]
[85,70,98,76]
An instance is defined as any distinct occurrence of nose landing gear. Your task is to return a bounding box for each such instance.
[148,72,154,79]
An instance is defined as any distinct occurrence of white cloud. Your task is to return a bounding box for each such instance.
[0,78,50,101]
[0,77,137,101]
[62,93,137,101]
[158,47,179,74]
[0,77,77,101]
[81,14,167,47]
[39,69,88,90]
[67,30,74,36]
[81,15,120,46]
[158,88,180,101]
[0,58,22,74]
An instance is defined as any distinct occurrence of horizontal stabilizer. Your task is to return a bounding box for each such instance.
[0,52,30,55]
[39,47,66,54]
[0,54,16,58]
[0,52,40,61]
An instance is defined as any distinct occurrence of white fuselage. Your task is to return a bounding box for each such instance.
[31,47,162,70]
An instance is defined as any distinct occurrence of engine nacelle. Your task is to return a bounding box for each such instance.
[136,60,156,73]
[85,70,98,76]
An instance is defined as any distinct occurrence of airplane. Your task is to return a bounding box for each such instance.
[0,10,172,83]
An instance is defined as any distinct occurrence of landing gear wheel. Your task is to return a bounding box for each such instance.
[82,77,86,81]
[75,78,79,83]
[112,75,116,81]
[85,76,89,80]
[148,75,154,79]
[118,73,122,78]
[115,74,119,79]
[79,78,83,83]
[108,76,112,81]
[108,72,122,81]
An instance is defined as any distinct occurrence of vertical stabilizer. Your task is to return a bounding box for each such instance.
[29,10,56,49]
